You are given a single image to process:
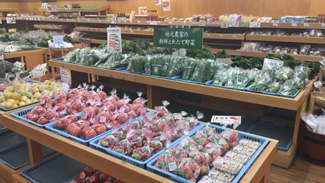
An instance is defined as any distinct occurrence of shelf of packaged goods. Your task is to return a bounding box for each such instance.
[38,5,110,13]
[33,24,67,30]
[260,22,325,30]
[204,33,245,40]
[210,48,324,63]
[1,111,278,183]
[246,35,325,44]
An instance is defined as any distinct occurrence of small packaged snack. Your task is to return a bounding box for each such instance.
[233,145,256,157]
[238,139,261,150]
[211,157,243,174]
[223,150,250,164]
[208,168,235,183]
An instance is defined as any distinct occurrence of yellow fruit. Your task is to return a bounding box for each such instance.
[51,82,58,87]
[19,101,26,106]
[14,100,20,104]
[20,84,26,90]
[0,96,5,103]
[4,103,11,109]
[25,99,31,104]
[55,87,61,92]
[4,91,11,99]
[7,99,15,104]
[34,92,42,99]
[32,99,39,102]
[44,80,51,85]
[32,83,39,88]
[13,82,21,88]
[12,103,18,108]
[12,93,21,100]
[6,86,14,93]
[21,96,28,102]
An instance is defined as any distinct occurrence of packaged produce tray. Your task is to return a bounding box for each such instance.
[11,107,82,129]
[224,112,258,132]
[0,99,38,112]
[21,153,86,183]
[246,85,301,99]
[0,145,55,170]
[0,129,27,153]
[147,124,269,183]
[90,122,205,169]
[250,119,293,151]
[204,80,250,91]
[45,121,108,146]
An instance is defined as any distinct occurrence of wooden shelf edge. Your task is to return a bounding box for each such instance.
[246,35,325,44]
[273,143,297,168]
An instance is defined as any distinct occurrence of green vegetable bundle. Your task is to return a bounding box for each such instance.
[63,49,79,62]
[127,55,146,73]
[182,58,197,80]
[277,79,299,96]
[275,67,294,82]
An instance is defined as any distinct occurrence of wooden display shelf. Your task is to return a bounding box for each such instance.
[0,162,29,183]
[12,172,31,183]
[1,48,50,81]
[38,5,109,15]
[13,17,325,29]
[204,33,245,40]
[1,113,278,183]
[34,24,67,30]
[246,35,325,44]
[2,112,278,183]
[47,60,315,168]
[72,37,106,44]
[210,48,324,62]
[0,8,16,12]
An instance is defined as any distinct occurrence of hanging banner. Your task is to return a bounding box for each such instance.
[107,27,122,52]
[154,27,203,49]
[155,0,162,5]
[162,0,171,11]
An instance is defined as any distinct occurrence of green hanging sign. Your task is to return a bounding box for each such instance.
[153,27,203,49]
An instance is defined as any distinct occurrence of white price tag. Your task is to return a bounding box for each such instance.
[262,58,284,70]
[249,22,261,28]
[169,162,177,171]
[232,34,237,38]
[314,81,323,89]
[221,22,229,28]
[199,20,206,26]
[60,67,72,85]
[321,23,325,27]
[211,115,241,128]
[291,23,297,27]
[137,20,141,24]
[304,23,310,27]
[273,23,278,27]
[150,21,157,25]
[206,33,211,37]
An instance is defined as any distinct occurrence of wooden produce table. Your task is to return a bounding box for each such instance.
[1,111,278,183]
[47,60,315,168]
[0,48,50,80]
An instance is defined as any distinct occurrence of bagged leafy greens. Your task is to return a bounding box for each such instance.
[293,65,310,89]
[275,67,294,81]
[63,49,79,62]
[277,79,299,96]
[127,55,146,73]
[265,82,281,93]
[182,58,197,80]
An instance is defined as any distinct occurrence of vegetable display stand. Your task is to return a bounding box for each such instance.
[1,48,50,81]
[2,109,278,183]
[0,161,29,183]
[47,60,316,168]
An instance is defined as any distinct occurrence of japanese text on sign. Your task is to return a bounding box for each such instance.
[211,115,241,129]
[60,67,71,85]
[154,27,203,49]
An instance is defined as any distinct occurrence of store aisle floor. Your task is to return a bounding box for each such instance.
[270,153,325,183]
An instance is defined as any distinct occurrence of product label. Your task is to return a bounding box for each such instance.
[40,99,45,105]
[226,152,235,158]
[60,67,72,85]
[100,116,106,123]
[53,106,58,111]
[221,22,229,28]
[304,23,310,27]
[107,27,122,52]
[209,169,219,176]
[262,58,284,70]
[234,146,243,151]
[215,158,224,164]
[169,162,177,171]
[272,23,278,27]
[211,115,241,128]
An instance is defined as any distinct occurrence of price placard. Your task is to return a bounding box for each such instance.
[304,23,310,27]
[273,23,278,27]
[262,58,284,70]
[211,115,241,129]
[0,55,4,61]
[107,27,122,52]
[291,23,297,27]
[249,22,261,28]
[199,20,206,26]
[60,67,72,85]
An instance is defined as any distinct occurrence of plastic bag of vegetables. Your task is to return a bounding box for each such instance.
[166,57,187,78]
[265,82,281,93]
[182,58,197,80]
[250,72,273,91]
[212,69,229,86]
[190,59,214,83]
[275,67,294,81]
[161,56,173,77]
[63,49,79,62]
[127,55,146,73]
[293,65,310,89]
[144,56,152,75]
[277,79,299,96]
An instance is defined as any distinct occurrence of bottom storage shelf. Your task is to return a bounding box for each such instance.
[0,161,29,183]
[12,172,31,183]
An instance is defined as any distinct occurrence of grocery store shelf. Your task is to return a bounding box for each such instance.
[210,48,324,62]
[204,33,245,40]
[0,8,16,12]
[34,24,67,30]
[38,5,110,13]
[246,35,325,44]
[72,37,106,44]
[13,17,325,29]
